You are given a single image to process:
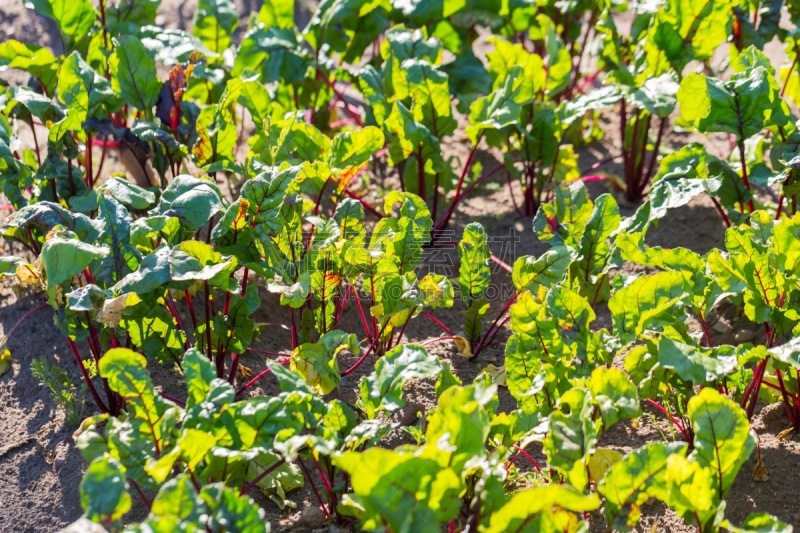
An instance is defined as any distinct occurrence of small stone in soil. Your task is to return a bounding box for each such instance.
[301,506,328,529]
[712,319,732,335]
[761,402,789,426]
[396,402,425,426]
[734,329,756,344]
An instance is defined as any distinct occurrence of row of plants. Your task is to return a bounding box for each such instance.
[1,0,800,531]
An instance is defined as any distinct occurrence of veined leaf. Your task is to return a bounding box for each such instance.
[512,246,575,291]
[80,456,132,523]
[358,343,442,418]
[688,388,754,500]
[485,485,600,533]
[41,232,108,305]
[599,442,688,530]
[290,330,359,394]
[334,449,461,532]
[110,36,161,111]
[193,0,238,54]
[544,389,597,491]
[458,222,491,300]
[0,41,58,93]
[608,271,688,343]
[424,380,496,471]
[329,127,385,173]
[587,367,640,429]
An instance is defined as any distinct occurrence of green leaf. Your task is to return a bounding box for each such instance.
[441,51,492,112]
[572,194,620,293]
[512,246,575,291]
[608,271,688,343]
[724,513,794,533]
[0,347,10,377]
[114,244,234,296]
[599,442,688,530]
[657,336,738,385]
[688,388,755,500]
[532,182,594,246]
[628,74,679,118]
[663,453,717,528]
[183,348,217,410]
[458,222,491,301]
[217,395,310,450]
[200,483,267,531]
[80,455,131,522]
[334,449,462,531]
[425,380,496,470]
[52,53,120,141]
[463,298,490,348]
[192,104,238,167]
[193,0,238,54]
[156,175,225,233]
[404,60,458,138]
[110,36,161,111]
[40,232,108,305]
[233,27,310,84]
[99,347,170,447]
[647,0,733,71]
[3,201,98,242]
[678,64,781,140]
[329,126,385,173]
[466,65,535,144]
[358,343,442,418]
[544,389,597,491]
[617,232,705,273]
[147,429,218,483]
[99,176,157,211]
[0,41,58,93]
[418,273,454,309]
[485,485,600,532]
[24,0,95,45]
[117,295,187,364]
[290,330,358,394]
[588,367,641,429]
[105,0,159,36]
[257,0,294,29]
[209,286,259,355]
[247,452,303,509]
[149,476,203,523]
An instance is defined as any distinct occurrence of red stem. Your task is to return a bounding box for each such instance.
[344,189,383,218]
[2,302,48,340]
[342,322,390,376]
[129,480,151,510]
[512,445,542,473]
[352,290,374,341]
[775,370,797,426]
[645,398,692,442]
[66,338,109,413]
[240,457,288,496]
[421,312,453,336]
[297,458,331,517]
[473,295,518,355]
[227,352,239,384]
[184,291,197,329]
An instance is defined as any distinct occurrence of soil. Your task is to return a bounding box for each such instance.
[0,2,798,532]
